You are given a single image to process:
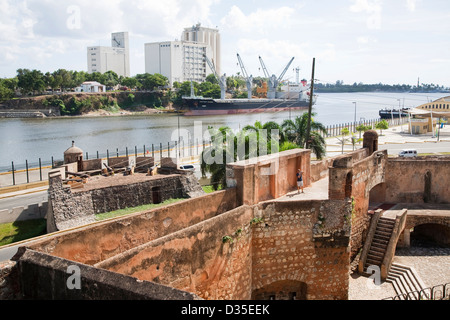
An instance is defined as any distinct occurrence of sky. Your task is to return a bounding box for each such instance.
[1,0,449,87]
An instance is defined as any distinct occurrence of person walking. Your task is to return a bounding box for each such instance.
[296,169,304,194]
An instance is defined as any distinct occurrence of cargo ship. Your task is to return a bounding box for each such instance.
[181,82,316,116]
[379,108,410,119]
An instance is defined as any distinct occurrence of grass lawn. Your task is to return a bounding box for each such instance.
[95,198,184,221]
[202,185,223,193]
[0,219,46,247]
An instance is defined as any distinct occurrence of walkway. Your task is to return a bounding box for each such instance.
[326,123,450,156]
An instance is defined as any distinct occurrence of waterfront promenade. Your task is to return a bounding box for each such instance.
[1,123,450,197]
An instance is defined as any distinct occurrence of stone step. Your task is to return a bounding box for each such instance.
[367,251,385,261]
[379,217,395,224]
[366,258,382,266]
[376,225,394,233]
[372,238,389,245]
[387,263,427,300]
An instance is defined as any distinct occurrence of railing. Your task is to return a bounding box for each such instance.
[0,139,210,187]
[320,117,409,138]
[383,282,450,300]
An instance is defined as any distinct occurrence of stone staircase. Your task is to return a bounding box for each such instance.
[363,217,396,272]
[386,263,427,300]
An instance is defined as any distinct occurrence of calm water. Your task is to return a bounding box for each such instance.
[0,92,444,171]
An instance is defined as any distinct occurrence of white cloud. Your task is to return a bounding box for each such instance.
[220,5,296,34]
[405,0,418,12]
[349,0,383,30]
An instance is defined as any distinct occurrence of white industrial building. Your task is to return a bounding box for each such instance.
[87,32,130,78]
[145,24,221,86]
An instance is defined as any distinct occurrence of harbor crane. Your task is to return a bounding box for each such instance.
[204,54,226,100]
[259,56,295,99]
[258,56,270,78]
[237,53,253,99]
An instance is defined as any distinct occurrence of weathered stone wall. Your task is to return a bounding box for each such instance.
[327,150,387,258]
[349,150,387,258]
[11,248,200,300]
[227,149,311,206]
[46,169,205,232]
[310,148,369,183]
[47,172,96,232]
[92,199,351,300]
[95,205,255,300]
[385,156,450,204]
[33,188,238,266]
[252,200,351,300]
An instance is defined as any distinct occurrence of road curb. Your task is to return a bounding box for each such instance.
[0,181,48,196]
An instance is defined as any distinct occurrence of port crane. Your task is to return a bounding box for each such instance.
[204,54,226,100]
[259,56,295,99]
[237,53,253,99]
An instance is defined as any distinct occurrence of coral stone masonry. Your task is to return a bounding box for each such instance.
[1,132,450,300]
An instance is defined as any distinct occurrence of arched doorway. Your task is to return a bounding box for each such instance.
[369,182,386,203]
[411,223,450,247]
[251,280,307,300]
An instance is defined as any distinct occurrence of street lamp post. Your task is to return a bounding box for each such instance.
[353,102,357,132]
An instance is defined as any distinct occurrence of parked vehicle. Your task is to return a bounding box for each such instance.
[399,149,417,157]
[179,164,195,171]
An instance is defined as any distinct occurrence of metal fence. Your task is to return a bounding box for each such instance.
[0,138,209,187]
[0,116,410,187]
[383,282,450,300]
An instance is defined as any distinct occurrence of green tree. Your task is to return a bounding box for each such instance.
[53,69,72,92]
[0,80,14,101]
[281,112,327,159]
[356,124,371,139]
[375,120,389,136]
[17,69,45,95]
[243,120,286,154]
[337,127,350,154]
[201,126,259,190]
[103,70,119,88]
[121,77,140,90]
[205,74,218,85]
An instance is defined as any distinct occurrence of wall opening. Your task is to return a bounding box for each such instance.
[369,182,386,203]
[152,186,161,204]
[423,171,432,203]
[345,172,352,198]
[411,223,450,247]
[251,280,307,300]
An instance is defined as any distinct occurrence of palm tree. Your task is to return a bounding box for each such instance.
[200,126,233,190]
[282,112,327,159]
[200,126,257,190]
[243,120,286,154]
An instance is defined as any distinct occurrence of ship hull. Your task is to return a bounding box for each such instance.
[182,98,310,116]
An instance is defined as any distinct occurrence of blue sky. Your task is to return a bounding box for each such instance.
[1,0,449,87]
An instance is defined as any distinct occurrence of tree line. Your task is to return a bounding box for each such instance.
[0,68,253,102]
[315,80,449,93]
[0,69,171,101]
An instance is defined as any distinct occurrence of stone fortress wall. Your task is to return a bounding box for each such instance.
[1,131,450,300]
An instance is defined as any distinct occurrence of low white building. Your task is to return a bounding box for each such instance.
[75,81,106,93]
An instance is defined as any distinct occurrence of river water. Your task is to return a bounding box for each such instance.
[0,92,445,171]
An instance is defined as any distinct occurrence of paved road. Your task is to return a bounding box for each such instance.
[0,190,47,211]
[382,141,450,155]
